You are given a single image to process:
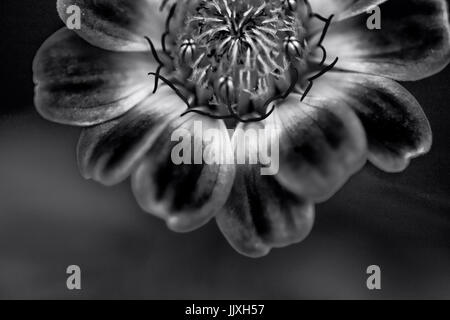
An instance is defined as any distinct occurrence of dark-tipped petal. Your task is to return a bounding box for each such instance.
[77,86,185,186]
[57,0,175,51]
[317,0,450,81]
[131,114,235,233]
[309,0,388,21]
[33,28,155,126]
[273,94,367,202]
[217,123,315,257]
[310,72,432,172]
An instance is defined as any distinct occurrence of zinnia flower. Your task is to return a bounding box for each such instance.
[33,0,450,257]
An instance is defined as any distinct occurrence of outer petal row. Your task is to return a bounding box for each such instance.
[310,72,432,172]
[33,28,156,126]
[57,0,175,51]
[316,0,450,81]
[310,0,388,21]
[131,114,236,233]
[77,86,185,186]
[216,94,367,257]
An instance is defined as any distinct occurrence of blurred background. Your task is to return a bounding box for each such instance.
[0,1,449,299]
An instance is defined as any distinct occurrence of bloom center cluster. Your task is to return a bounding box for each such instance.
[175,0,306,107]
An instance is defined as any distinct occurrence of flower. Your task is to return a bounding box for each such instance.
[33,0,450,257]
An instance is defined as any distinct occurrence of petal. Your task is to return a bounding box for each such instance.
[57,0,175,52]
[318,0,450,81]
[131,114,235,233]
[33,28,156,126]
[77,86,185,186]
[309,0,388,21]
[310,72,432,172]
[217,124,315,258]
[273,94,367,202]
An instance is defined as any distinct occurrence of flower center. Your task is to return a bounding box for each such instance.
[147,0,338,123]
[175,0,307,108]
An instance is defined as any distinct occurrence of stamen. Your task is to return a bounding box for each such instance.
[316,15,334,65]
[301,57,339,102]
[159,0,170,12]
[285,0,298,12]
[161,3,178,56]
[144,36,165,93]
[226,102,276,123]
[230,67,299,123]
[148,72,191,109]
[303,0,327,21]
[180,108,235,119]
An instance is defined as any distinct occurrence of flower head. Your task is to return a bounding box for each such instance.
[34,0,450,257]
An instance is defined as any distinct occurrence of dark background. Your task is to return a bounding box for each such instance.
[0,1,449,299]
